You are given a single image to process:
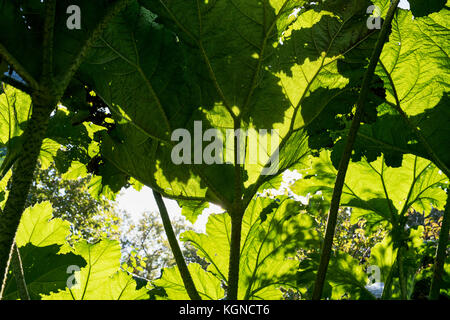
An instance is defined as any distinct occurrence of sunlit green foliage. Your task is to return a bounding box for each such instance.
[0,0,448,301]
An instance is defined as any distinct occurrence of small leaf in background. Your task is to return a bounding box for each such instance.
[178,200,209,224]
[15,201,71,247]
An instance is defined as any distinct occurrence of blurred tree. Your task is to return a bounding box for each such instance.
[26,164,121,244]
[300,194,387,268]
[120,210,207,280]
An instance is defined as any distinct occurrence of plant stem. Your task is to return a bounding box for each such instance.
[397,246,408,300]
[227,213,243,300]
[381,260,395,299]
[152,190,201,300]
[42,0,56,83]
[0,102,54,299]
[429,191,450,299]
[10,243,30,300]
[311,0,401,300]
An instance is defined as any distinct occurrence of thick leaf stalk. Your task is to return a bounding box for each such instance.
[0,102,54,299]
[152,191,201,300]
[397,247,408,299]
[381,260,395,299]
[227,213,243,300]
[312,0,401,300]
[429,190,450,299]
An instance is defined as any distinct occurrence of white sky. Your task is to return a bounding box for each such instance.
[400,0,410,9]
[116,186,223,233]
[116,170,304,233]
[117,0,411,232]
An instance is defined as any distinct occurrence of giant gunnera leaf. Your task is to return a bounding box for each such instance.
[347,6,450,174]
[368,227,425,299]
[297,251,375,300]
[2,202,148,300]
[153,263,224,300]
[43,239,149,300]
[77,0,381,211]
[2,244,87,300]
[3,202,86,300]
[0,0,134,91]
[292,152,448,230]
[154,196,321,300]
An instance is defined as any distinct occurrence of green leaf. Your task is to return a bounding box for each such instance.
[0,85,31,145]
[292,152,448,228]
[43,239,149,300]
[179,196,321,299]
[0,1,133,89]
[0,84,32,177]
[96,271,150,300]
[15,201,71,248]
[297,251,375,300]
[78,0,379,209]
[47,108,97,174]
[4,202,86,300]
[178,200,209,224]
[153,263,224,300]
[369,235,397,285]
[369,227,425,299]
[61,161,88,180]
[12,200,146,300]
[0,87,90,177]
[39,138,61,170]
[3,244,87,300]
[351,8,450,173]
[87,159,129,201]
